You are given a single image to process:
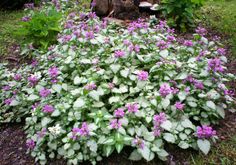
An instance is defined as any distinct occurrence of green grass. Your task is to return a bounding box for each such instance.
[0,10,25,57]
[200,0,236,58]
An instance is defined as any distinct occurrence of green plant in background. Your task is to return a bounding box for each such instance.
[16,7,62,50]
[156,0,205,31]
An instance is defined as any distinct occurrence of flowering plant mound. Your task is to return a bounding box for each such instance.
[1,7,236,165]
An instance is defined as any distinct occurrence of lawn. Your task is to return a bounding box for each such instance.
[0,10,25,58]
[200,0,236,58]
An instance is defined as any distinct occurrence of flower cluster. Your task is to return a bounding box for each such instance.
[196,126,216,139]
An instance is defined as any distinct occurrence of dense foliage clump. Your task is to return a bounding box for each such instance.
[0,0,235,164]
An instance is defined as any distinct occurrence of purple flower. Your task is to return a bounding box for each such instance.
[153,112,167,126]
[28,75,38,86]
[78,122,90,136]
[2,85,11,91]
[24,3,34,9]
[26,139,35,150]
[4,98,13,105]
[123,39,131,46]
[39,88,51,98]
[85,31,95,40]
[42,105,54,113]
[175,102,185,111]
[217,48,226,55]
[137,71,149,81]
[208,58,224,72]
[196,125,216,139]
[114,50,125,58]
[32,102,40,111]
[62,35,72,43]
[110,119,122,129]
[108,83,115,89]
[64,20,74,29]
[195,27,207,36]
[31,59,38,67]
[156,40,169,50]
[126,103,139,113]
[71,127,80,140]
[13,74,22,81]
[167,35,176,42]
[132,137,145,149]
[159,83,172,97]
[114,108,125,118]
[22,16,31,22]
[91,0,96,7]
[194,81,204,90]
[37,128,47,138]
[88,12,96,19]
[184,40,193,47]
[48,66,59,78]
[84,83,97,90]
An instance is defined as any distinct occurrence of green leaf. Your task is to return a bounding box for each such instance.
[129,150,142,161]
[161,120,172,131]
[109,96,120,104]
[206,101,216,110]
[110,64,121,74]
[163,133,175,143]
[73,98,85,109]
[89,91,100,101]
[161,98,170,110]
[51,109,61,117]
[178,91,187,101]
[178,141,189,149]
[27,94,39,101]
[115,143,124,153]
[175,72,188,80]
[197,139,211,155]
[41,117,51,127]
[159,49,169,58]
[104,145,113,157]
[139,146,154,161]
[52,84,62,93]
[120,69,129,78]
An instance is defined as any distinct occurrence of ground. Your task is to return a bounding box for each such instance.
[0,1,236,164]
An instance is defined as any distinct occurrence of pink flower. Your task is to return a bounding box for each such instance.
[109,119,122,129]
[126,103,139,113]
[114,108,125,118]
[132,137,145,149]
[159,83,172,97]
[78,122,90,136]
[175,102,185,111]
[217,48,226,55]
[26,139,35,150]
[208,58,224,72]
[13,74,22,81]
[84,83,97,90]
[108,83,115,89]
[39,88,51,98]
[85,31,95,40]
[156,40,169,50]
[196,125,216,139]
[28,75,38,86]
[195,27,207,36]
[194,81,204,90]
[4,98,13,105]
[42,105,54,113]
[153,112,167,126]
[137,71,149,81]
[48,66,59,78]
[31,59,38,67]
[114,50,125,58]
[2,85,11,91]
[184,40,193,47]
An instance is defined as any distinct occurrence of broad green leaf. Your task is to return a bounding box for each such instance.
[206,101,216,110]
[73,98,85,108]
[163,133,175,143]
[129,150,142,161]
[197,139,211,155]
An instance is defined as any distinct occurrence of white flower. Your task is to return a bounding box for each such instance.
[48,124,61,135]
